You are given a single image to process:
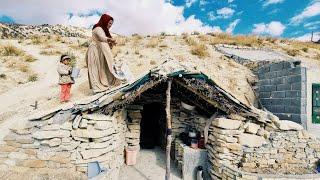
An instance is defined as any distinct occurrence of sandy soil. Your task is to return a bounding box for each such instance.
[0,39,91,143]
[120,147,182,180]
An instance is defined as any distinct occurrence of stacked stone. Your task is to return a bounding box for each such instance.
[125,105,143,149]
[171,104,207,138]
[240,130,320,175]
[206,117,244,179]
[0,109,127,175]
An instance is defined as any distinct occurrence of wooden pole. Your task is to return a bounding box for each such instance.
[165,80,172,180]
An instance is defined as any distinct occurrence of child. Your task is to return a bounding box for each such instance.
[57,55,74,102]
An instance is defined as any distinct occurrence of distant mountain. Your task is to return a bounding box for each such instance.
[0,23,90,38]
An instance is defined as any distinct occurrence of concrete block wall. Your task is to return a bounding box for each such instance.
[257,61,307,125]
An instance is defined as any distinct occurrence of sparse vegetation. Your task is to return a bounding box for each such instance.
[24,55,37,62]
[184,36,198,46]
[40,50,62,56]
[0,74,6,79]
[301,47,308,52]
[80,41,90,48]
[191,43,209,58]
[1,44,24,56]
[150,60,156,65]
[134,49,140,55]
[112,47,121,57]
[28,74,38,82]
[18,64,29,72]
[208,33,264,47]
[30,35,44,45]
[285,48,300,57]
[315,53,320,60]
[146,38,159,48]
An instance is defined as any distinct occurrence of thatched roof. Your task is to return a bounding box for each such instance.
[26,59,260,122]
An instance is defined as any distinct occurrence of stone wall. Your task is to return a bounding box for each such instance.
[257,61,307,126]
[125,105,143,149]
[0,109,127,178]
[206,111,320,180]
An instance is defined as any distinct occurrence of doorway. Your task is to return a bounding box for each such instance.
[140,103,166,149]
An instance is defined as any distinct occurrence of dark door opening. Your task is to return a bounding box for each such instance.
[140,103,166,149]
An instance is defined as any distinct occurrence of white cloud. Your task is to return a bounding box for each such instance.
[290,1,320,25]
[294,32,320,42]
[207,11,217,21]
[217,7,235,18]
[0,0,219,35]
[304,20,320,30]
[226,19,240,34]
[185,0,197,8]
[263,0,284,7]
[252,21,286,36]
[228,0,234,3]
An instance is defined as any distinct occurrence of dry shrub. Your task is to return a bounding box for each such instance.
[284,48,300,56]
[30,35,46,45]
[191,43,209,58]
[301,47,308,52]
[40,50,62,56]
[159,43,168,48]
[146,37,160,48]
[28,74,38,82]
[150,60,156,65]
[184,36,198,46]
[315,53,320,60]
[208,33,264,47]
[112,47,121,57]
[24,55,37,62]
[0,74,6,79]
[134,49,140,55]
[115,37,127,46]
[18,64,29,72]
[198,35,209,42]
[1,44,24,56]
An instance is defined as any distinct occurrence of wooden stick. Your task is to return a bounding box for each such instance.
[165,80,172,180]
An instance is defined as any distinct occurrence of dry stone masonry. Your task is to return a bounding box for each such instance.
[0,109,127,179]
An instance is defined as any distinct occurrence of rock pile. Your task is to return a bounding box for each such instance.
[0,109,127,176]
[206,111,320,179]
[125,105,143,149]
[0,23,89,38]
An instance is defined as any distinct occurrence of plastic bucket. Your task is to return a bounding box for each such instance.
[71,67,80,78]
[125,147,139,165]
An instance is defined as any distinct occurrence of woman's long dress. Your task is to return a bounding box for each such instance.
[85,27,120,93]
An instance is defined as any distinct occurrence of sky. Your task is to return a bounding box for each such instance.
[0,0,319,41]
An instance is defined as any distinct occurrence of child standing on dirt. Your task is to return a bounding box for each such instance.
[57,55,74,102]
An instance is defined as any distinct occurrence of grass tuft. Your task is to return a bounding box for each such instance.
[28,74,38,82]
[191,43,209,58]
[2,45,24,56]
[24,55,37,62]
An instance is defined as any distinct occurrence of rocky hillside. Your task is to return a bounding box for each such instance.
[0,23,90,38]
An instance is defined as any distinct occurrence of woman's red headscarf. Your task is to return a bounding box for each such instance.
[93,14,113,38]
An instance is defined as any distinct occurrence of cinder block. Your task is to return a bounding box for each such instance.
[291,82,301,90]
[284,105,301,114]
[260,98,272,106]
[289,67,301,75]
[259,85,276,92]
[276,84,291,91]
[285,91,300,98]
[259,79,270,86]
[290,98,301,106]
[259,92,271,98]
[290,114,302,124]
[282,61,292,69]
[270,77,285,85]
[287,75,301,84]
[277,69,289,77]
[271,91,286,98]
[264,72,278,79]
[270,105,285,113]
[274,113,291,120]
[270,63,284,72]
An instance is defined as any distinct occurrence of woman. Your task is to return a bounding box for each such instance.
[86,14,121,94]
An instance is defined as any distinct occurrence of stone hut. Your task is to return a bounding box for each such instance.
[1,60,320,180]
